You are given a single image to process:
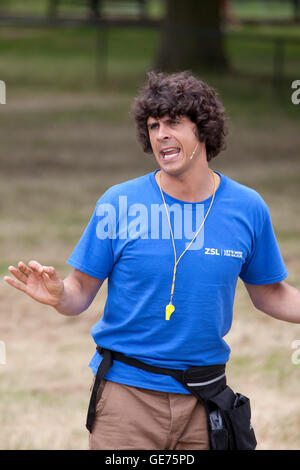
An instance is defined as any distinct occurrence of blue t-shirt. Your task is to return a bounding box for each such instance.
[67,171,288,393]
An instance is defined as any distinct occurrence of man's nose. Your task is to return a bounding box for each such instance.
[157,124,171,140]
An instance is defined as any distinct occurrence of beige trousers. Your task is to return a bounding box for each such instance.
[89,379,210,450]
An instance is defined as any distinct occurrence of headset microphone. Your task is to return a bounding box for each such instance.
[190,143,199,160]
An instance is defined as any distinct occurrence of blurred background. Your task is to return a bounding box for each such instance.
[0,0,299,450]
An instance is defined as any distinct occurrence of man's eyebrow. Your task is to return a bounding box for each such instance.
[165,116,183,123]
[147,120,158,128]
[147,116,183,128]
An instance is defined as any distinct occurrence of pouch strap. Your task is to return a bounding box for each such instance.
[86,347,225,433]
[86,348,113,432]
[98,347,185,383]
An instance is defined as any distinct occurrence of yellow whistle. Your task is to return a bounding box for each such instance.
[165,304,175,320]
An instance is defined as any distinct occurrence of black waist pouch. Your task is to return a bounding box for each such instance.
[208,387,257,450]
[182,367,257,451]
[88,348,257,450]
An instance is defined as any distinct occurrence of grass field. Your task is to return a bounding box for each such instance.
[0,0,297,20]
[0,21,300,450]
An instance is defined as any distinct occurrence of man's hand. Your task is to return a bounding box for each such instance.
[4,260,64,307]
[4,261,104,316]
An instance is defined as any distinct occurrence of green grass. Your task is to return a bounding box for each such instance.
[0,0,165,19]
[233,0,295,20]
[0,262,13,275]
[0,26,160,91]
[0,0,296,21]
[0,24,299,121]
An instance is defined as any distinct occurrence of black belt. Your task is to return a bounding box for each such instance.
[86,347,226,433]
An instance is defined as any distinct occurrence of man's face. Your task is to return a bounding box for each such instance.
[147,115,201,176]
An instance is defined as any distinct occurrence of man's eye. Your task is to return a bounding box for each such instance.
[150,123,158,130]
[171,120,179,126]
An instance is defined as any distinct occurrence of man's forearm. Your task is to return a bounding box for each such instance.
[252,281,300,323]
[54,275,92,316]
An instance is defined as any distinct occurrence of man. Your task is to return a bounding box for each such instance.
[4,71,300,450]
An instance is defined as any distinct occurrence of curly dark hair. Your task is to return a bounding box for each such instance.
[131,71,228,161]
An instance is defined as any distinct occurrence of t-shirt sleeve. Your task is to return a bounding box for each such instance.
[67,189,118,280]
[239,203,288,285]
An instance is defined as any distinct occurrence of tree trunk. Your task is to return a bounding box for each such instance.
[292,0,300,22]
[154,0,228,73]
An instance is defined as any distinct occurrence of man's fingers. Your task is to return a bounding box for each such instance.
[3,275,27,293]
[28,261,58,279]
[28,260,43,274]
[42,266,60,280]
[6,261,60,287]
[8,265,27,284]
[18,261,33,276]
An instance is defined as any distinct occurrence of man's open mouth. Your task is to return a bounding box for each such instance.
[160,147,181,160]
